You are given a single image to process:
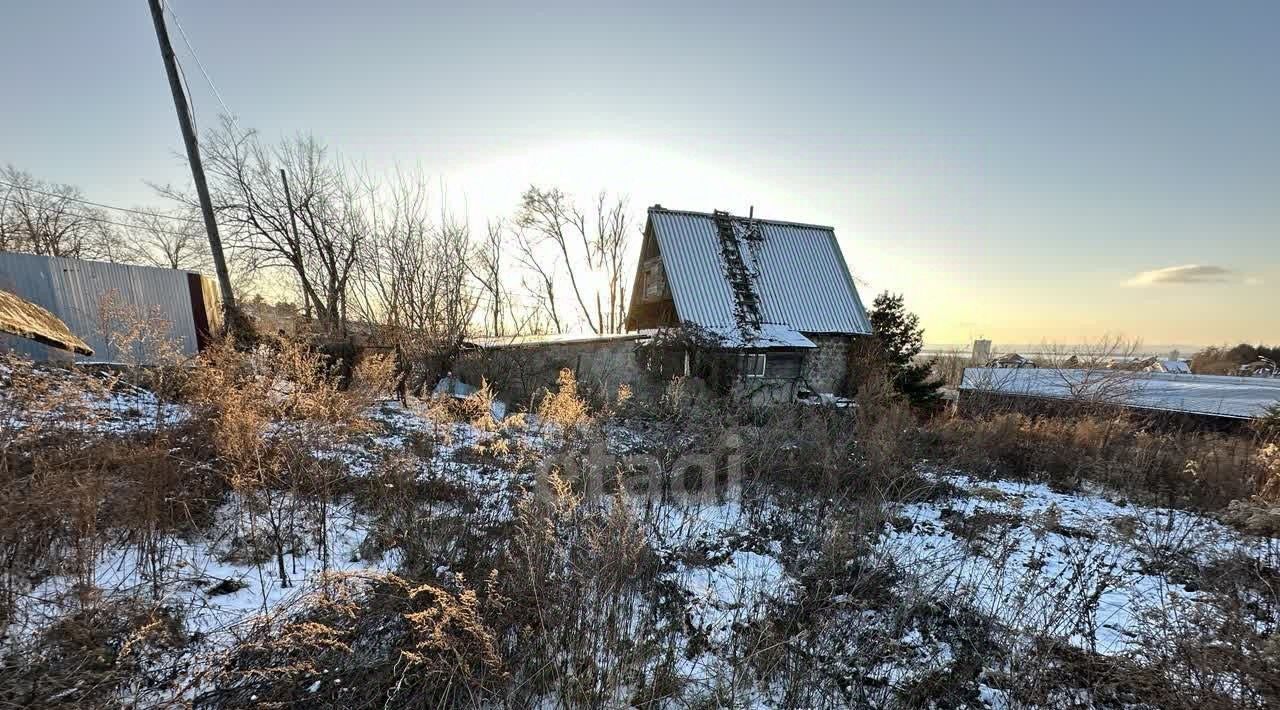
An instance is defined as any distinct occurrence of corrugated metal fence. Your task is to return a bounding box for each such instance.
[0,251,218,363]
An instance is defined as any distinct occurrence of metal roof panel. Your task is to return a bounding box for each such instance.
[647,208,871,335]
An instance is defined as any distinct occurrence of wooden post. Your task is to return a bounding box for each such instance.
[147,0,238,328]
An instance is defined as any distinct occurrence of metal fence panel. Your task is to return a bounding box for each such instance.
[0,251,201,363]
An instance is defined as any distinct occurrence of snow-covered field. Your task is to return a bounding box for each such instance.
[962,366,1280,418]
[2,368,1277,707]
[883,470,1275,655]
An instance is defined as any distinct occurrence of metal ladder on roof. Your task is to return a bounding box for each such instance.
[712,210,762,337]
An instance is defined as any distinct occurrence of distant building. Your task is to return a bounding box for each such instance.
[972,339,992,363]
[1239,357,1278,378]
[0,251,221,363]
[1158,359,1191,374]
[986,353,1037,369]
[1116,357,1192,374]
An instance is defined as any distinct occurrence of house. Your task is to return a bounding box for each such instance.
[453,206,873,406]
[1107,356,1190,374]
[0,251,221,363]
[625,206,872,401]
[1155,359,1191,374]
[986,353,1037,369]
[1239,357,1278,378]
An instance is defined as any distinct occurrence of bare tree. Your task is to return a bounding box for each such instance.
[0,166,121,259]
[468,219,507,337]
[350,169,478,390]
[185,117,363,332]
[593,191,630,333]
[1048,336,1147,403]
[512,225,563,334]
[122,207,212,272]
[514,186,632,334]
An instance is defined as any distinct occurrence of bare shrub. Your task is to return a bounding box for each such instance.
[0,598,186,708]
[925,411,1268,509]
[200,572,507,708]
[498,477,667,706]
[183,337,387,591]
[537,368,590,433]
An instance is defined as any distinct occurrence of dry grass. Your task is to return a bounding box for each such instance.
[2,342,1277,709]
[924,409,1276,510]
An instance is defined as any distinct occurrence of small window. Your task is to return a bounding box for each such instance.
[741,353,766,378]
[765,352,803,379]
[653,349,687,377]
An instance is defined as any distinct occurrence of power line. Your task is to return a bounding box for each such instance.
[1,198,198,238]
[0,179,200,223]
[164,0,236,122]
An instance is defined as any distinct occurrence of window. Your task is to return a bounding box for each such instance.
[741,352,766,378]
[650,349,690,377]
[764,352,803,379]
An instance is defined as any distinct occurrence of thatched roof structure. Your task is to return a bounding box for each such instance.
[0,288,93,356]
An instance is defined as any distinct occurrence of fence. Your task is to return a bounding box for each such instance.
[0,251,220,363]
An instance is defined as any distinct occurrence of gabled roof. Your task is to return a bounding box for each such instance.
[642,207,871,335]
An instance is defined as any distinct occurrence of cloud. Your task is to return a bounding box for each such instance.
[1125,264,1235,286]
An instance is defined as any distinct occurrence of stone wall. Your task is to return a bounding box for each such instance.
[453,336,657,409]
[453,332,867,409]
[802,334,858,394]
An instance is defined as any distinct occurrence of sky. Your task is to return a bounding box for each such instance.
[1,0,1277,347]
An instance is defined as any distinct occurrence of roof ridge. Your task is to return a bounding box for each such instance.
[647,206,835,232]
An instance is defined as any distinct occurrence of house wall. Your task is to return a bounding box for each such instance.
[453,332,867,409]
[453,336,658,409]
[802,334,858,394]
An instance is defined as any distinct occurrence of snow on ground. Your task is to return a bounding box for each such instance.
[6,493,400,648]
[0,363,189,436]
[961,366,1280,418]
[879,467,1277,655]
[5,369,1276,706]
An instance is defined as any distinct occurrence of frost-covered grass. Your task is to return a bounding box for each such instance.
[881,468,1277,655]
[8,492,400,646]
[2,362,1277,708]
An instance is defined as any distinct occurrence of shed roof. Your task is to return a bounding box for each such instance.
[0,288,93,355]
[644,207,871,335]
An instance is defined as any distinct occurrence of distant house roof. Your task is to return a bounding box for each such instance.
[1158,359,1191,374]
[638,207,871,337]
[987,353,1036,368]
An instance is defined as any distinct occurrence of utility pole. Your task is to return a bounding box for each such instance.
[279,168,311,320]
[147,0,239,329]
